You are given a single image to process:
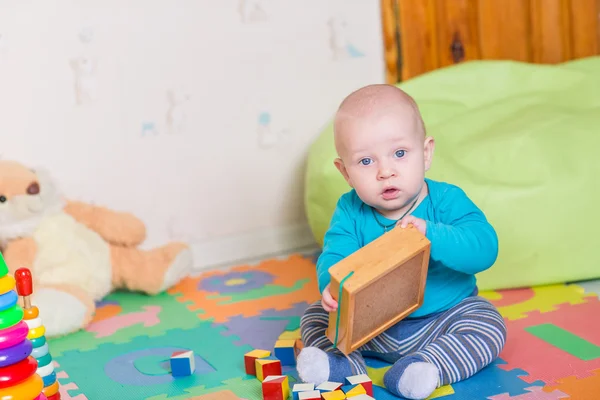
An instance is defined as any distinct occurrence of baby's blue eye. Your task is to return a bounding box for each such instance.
[395,150,406,158]
[360,158,372,166]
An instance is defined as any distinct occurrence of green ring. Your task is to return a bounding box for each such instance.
[0,253,8,277]
[0,305,24,330]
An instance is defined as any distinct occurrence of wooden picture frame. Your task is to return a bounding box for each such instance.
[325,225,430,355]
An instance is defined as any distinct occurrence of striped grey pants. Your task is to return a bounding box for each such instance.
[300,295,507,386]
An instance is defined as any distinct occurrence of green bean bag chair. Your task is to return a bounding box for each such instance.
[304,57,600,291]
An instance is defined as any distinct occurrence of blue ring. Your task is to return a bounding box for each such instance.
[42,370,56,387]
[0,291,17,312]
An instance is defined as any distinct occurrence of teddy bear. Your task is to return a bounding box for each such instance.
[0,159,193,338]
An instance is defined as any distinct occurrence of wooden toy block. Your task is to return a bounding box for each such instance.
[244,349,271,375]
[292,383,315,400]
[274,339,296,366]
[347,395,374,400]
[255,356,282,381]
[321,390,346,400]
[262,375,290,400]
[344,383,366,397]
[317,381,343,392]
[170,350,195,377]
[278,328,301,340]
[294,338,304,357]
[326,225,430,355]
[346,374,373,397]
[298,390,321,400]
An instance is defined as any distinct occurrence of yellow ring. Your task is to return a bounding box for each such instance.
[42,380,59,397]
[27,325,45,340]
[0,276,15,296]
[0,372,43,400]
[24,306,39,320]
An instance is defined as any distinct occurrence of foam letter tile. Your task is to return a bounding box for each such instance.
[488,385,569,399]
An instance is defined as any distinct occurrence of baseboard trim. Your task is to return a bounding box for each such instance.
[190,223,319,271]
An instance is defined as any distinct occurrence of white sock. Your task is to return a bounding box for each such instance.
[296,347,330,385]
[398,362,439,399]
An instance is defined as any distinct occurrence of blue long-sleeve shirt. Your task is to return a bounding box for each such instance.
[316,178,499,318]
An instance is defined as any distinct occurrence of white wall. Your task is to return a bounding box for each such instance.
[0,0,385,270]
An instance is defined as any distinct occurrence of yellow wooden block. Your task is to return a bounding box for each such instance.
[245,349,270,359]
[278,329,301,340]
[275,339,296,348]
[255,358,282,381]
[322,390,346,400]
[346,383,367,397]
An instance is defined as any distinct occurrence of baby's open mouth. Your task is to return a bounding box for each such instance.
[382,187,399,199]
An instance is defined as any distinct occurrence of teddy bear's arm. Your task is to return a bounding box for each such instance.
[2,237,37,273]
[63,200,146,247]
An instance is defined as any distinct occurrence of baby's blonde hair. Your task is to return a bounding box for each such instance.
[333,84,426,152]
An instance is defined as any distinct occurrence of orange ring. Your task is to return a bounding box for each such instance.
[0,276,15,296]
[0,372,43,400]
[23,306,39,320]
[42,380,59,397]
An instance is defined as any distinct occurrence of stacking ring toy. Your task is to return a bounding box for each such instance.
[0,340,32,367]
[0,372,43,400]
[36,362,54,378]
[42,370,56,387]
[0,276,15,296]
[0,321,28,350]
[34,394,48,400]
[31,342,48,359]
[0,305,23,331]
[27,325,45,340]
[23,306,39,320]
[0,356,37,389]
[0,292,17,313]
[36,352,52,368]
[30,335,46,349]
[42,380,59,397]
[24,316,42,329]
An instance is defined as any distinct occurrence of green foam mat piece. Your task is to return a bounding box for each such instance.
[525,323,600,361]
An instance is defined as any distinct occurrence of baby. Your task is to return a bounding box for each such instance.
[296,84,506,399]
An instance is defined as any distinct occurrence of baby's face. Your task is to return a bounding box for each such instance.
[335,108,432,219]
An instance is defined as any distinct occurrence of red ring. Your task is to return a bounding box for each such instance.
[0,356,37,388]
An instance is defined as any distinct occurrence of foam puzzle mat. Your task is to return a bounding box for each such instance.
[47,253,600,399]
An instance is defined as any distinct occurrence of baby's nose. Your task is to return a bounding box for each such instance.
[27,182,40,195]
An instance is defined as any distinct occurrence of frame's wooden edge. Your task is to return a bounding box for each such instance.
[381,0,400,84]
[597,0,600,53]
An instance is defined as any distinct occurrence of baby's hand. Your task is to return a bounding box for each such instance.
[397,215,427,235]
[321,284,338,312]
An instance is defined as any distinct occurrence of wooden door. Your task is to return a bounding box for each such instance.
[382,0,600,83]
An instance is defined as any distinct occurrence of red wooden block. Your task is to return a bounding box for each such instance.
[262,375,289,400]
[244,349,270,376]
[346,374,373,397]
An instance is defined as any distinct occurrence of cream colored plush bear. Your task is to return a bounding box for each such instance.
[0,160,193,337]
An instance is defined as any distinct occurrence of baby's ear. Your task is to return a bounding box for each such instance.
[334,158,352,186]
[423,136,435,171]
